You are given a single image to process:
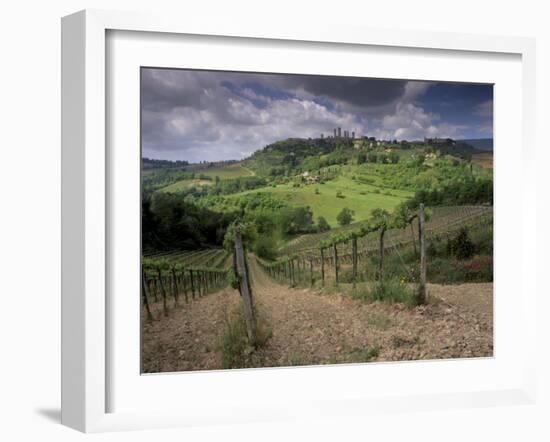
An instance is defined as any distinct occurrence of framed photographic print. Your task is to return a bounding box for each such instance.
[61,9,537,433]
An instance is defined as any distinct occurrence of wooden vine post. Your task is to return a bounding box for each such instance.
[233,224,257,344]
[352,236,358,288]
[309,259,314,288]
[378,226,386,282]
[141,265,153,320]
[333,242,339,285]
[320,247,325,286]
[417,203,427,305]
[171,268,179,307]
[189,269,196,300]
[150,279,158,302]
[157,268,168,316]
[181,271,188,303]
[410,222,417,256]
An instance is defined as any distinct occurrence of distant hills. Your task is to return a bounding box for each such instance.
[458,138,493,152]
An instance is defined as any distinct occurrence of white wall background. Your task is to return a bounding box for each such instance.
[0,1,548,441]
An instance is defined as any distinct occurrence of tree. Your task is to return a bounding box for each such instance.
[317,216,331,232]
[388,152,399,164]
[279,206,315,234]
[336,207,355,226]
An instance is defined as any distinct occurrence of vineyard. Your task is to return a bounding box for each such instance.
[280,205,492,256]
[258,205,492,289]
[141,248,231,319]
[141,204,493,321]
[140,150,494,372]
[141,206,494,372]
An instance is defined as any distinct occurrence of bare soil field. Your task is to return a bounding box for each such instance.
[472,152,493,169]
[142,258,493,373]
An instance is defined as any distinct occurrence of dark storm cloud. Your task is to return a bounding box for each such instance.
[140,68,493,162]
[278,75,408,108]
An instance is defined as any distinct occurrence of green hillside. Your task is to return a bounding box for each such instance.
[190,163,255,179]
[223,175,412,226]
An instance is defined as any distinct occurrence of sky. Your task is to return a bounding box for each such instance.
[141,68,493,162]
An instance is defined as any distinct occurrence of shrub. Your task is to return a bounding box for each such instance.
[457,255,493,282]
[254,235,278,260]
[351,278,415,307]
[348,345,380,363]
[317,216,331,232]
[336,207,355,226]
[447,227,475,259]
[220,307,272,369]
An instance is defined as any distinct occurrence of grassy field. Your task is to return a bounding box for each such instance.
[161,179,213,193]
[192,163,255,179]
[225,175,413,226]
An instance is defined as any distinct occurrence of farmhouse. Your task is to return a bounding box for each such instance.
[301,171,320,184]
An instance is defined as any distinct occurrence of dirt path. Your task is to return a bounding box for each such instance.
[249,259,492,366]
[141,288,242,373]
[142,257,493,373]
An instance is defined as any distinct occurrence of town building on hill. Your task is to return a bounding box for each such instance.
[424,137,456,146]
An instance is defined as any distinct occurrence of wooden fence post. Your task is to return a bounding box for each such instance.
[171,268,179,307]
[189,269,196,300]
[181,270,189,303]
[320,248,325,286]
[417,203,427,305]
[309,259,314,288]
[233,224,257,344]
[150,278,158,302]
[410,222,417,256]
[378,227,385,282]
[157,269,168,316]
[352,236,358,288]
[141,266,153,320]
[333,243,339,285]
[203,271,209,295]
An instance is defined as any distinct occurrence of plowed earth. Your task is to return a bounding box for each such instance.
[142,258,492,373]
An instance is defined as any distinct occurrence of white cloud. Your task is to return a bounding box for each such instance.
[141,69,474,161]
[370,102,467,141]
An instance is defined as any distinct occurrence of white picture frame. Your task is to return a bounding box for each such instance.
[61,9,537,433]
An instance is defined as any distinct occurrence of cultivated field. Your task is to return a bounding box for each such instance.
[472,152,494,169]
[142,257,492,372]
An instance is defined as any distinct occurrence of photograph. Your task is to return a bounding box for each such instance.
[140,68,494,373]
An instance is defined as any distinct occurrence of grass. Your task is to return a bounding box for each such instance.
[193,163,255,180]
[391,334,420,348]
[364,311,392,330]
[160,179,213,193]
[351,278,417,307]
[220,304,272,369]
[225,175,412,225]
[347,345,380,363]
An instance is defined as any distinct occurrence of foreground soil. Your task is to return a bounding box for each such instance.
[142,259,493,373]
